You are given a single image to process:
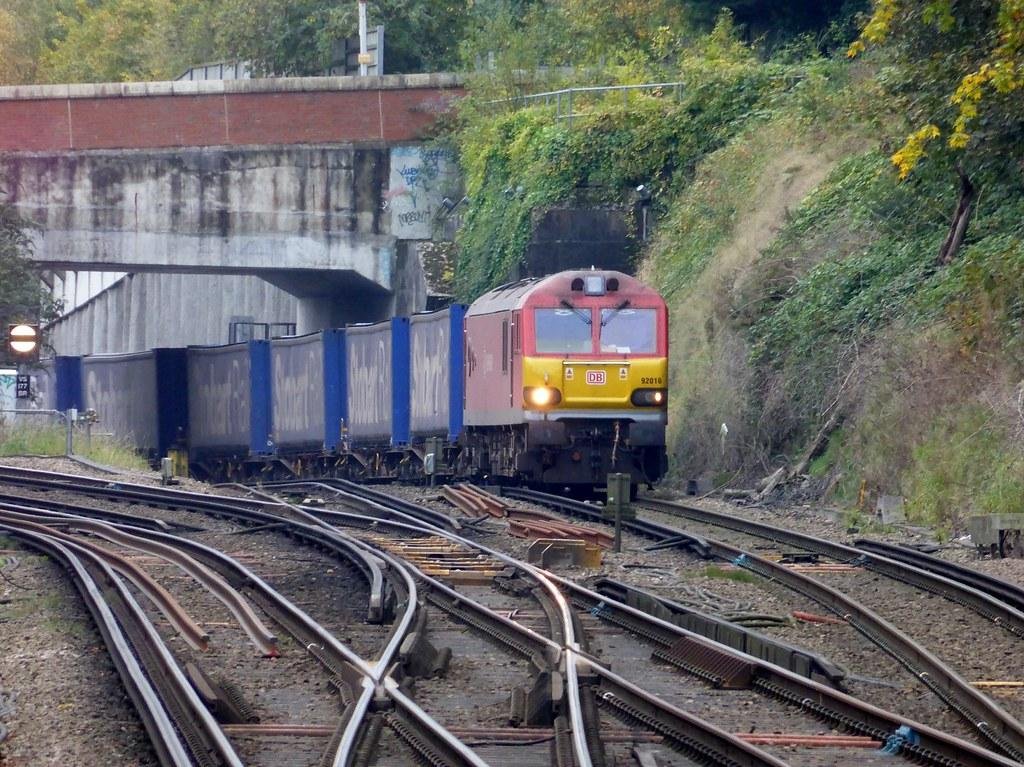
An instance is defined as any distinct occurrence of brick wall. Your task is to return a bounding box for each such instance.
[0,82,463,152]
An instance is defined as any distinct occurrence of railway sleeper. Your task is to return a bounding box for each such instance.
[184,662,256,725]
[399,628,452,679]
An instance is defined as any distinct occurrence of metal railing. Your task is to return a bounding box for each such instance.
[0,408,79,455]
[493,81,687,126]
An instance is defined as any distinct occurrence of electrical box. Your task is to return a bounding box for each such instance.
[424,436,445,476]
[604,472,634,520]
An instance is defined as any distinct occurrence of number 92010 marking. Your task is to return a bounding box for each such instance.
[640,377,663,385]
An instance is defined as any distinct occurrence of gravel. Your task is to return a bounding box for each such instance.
[0,540,159,766]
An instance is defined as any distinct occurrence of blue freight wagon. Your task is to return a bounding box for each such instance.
[269,329,347,453]
[409,305,466,443]
[345,318,410,448]
[187,341,270,462]
[80,349,188,460]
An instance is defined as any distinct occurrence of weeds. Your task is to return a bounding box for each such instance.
[703,564,757,583]
[0,422,150,472]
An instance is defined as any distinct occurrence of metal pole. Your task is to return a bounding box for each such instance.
[65,408,77,456]
[358,1,369,77]
[613,505,622,553]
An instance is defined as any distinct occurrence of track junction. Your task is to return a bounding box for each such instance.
[1,461,1022,767]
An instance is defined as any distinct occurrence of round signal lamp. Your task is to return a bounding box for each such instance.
[9,324,38,354]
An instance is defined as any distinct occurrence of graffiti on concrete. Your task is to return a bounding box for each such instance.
[387,145,459,239]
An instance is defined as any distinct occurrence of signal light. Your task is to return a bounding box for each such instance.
[7,324,40,359]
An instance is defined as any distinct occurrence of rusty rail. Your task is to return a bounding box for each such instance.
[0,510,208,651]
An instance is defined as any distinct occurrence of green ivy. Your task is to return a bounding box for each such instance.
[450,62,791,298]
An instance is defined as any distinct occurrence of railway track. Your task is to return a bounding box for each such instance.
[0,466,483,766]
[630,497,1024,731]
[495,486,1024,763]
[286,479,1020,767]
[3,462,1022,767]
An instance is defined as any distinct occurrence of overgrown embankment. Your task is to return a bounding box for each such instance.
[646,82,1024,533]
[450,13,1024,534]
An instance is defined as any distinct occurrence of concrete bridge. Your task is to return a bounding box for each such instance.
[0,74,464,335]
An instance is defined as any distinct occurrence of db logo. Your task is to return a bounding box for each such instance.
[586,370,606,385]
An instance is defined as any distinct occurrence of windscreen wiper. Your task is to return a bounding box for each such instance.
[560,299,592,325]
[600,299,631,326]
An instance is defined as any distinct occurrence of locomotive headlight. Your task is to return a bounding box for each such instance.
[525,386,561,408]
[631,388,667,406]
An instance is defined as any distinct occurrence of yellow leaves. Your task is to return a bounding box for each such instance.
[847,0,899,57]
[948,57,1022,149]
[891,124,940,179]
[851,0,1024,166]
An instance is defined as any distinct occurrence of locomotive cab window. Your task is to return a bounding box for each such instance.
[600,308,657,353]
[534,308,594,354]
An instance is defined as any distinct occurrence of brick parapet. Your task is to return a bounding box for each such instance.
[0,74,464,151]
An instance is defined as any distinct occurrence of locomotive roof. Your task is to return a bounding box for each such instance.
[466,270,658,316]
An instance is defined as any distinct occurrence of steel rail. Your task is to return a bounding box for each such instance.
[15,506,397,766]
[589,575,846,687]
[0,464,270,515]
[0,466,428,766]
[1,525,242,767]
[0,504,278,656]
[254,478,465,531]
[638,497,1024,637]
[304,484,596,767]
[0,469,390,622]
[305,501,790,767]
[503,486,1024,762]
[240,487,495,767]
[0,510,209,651]
[550,572,1020,767]
[854,538,1024,615]
[0,487,202,531]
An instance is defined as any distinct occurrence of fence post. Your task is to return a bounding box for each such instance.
[65,408,77,456]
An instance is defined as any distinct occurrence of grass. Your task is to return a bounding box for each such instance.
[704,564,757,583]
[0,422,150,472]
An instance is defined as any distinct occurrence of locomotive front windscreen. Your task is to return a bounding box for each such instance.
[600,308,657,353]
[535,308,593,354]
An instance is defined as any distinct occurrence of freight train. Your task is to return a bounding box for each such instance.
[30,269,668,492]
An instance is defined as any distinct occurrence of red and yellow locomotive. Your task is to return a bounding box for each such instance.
[462,269,668,491]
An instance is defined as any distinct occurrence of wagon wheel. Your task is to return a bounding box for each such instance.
[999,529,1024,558]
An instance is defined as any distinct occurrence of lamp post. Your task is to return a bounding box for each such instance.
[358,1,370,76]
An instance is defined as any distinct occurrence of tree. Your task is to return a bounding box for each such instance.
[848,1,1024,264]
[38,0,217,83]
[850,0,1024,176]
[0,0,76,84]
[211,0,467,76]
[0,206,61,341]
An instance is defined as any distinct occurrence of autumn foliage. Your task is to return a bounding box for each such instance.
[851,0,1024,176]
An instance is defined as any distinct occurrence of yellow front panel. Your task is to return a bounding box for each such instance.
[522,356,667,409]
